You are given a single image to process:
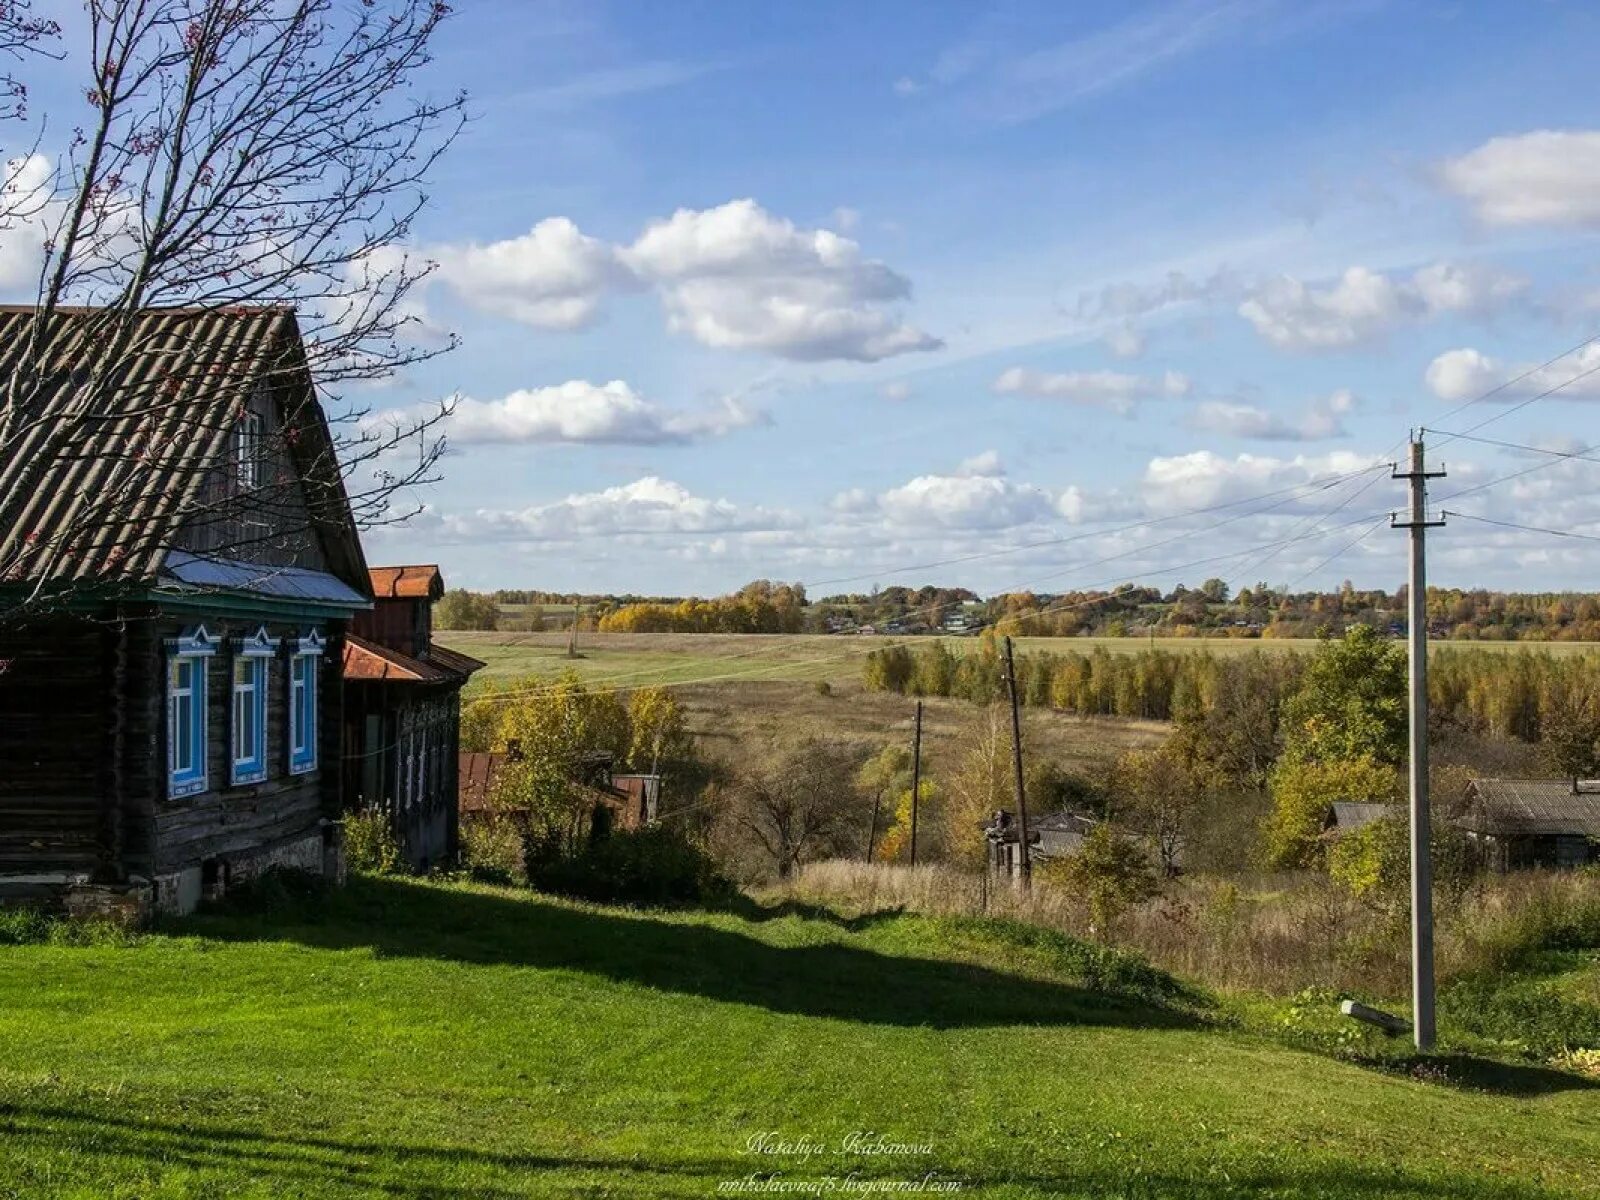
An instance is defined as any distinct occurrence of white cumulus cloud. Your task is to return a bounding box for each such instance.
[1425,344,1600,403]
[621,199,941,362]
[1140,449,1384,514]
[434,217,628,330]
[1190,390,1356,442]
[432,477,795,542]
[1239,262,1524,352]
[1438,130,1600,229]
[432,380,765,446]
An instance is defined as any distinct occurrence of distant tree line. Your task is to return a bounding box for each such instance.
[598,581,809,634]
[864,633,1600,773]
[982,581,1600,642]
[439,577,1600,642]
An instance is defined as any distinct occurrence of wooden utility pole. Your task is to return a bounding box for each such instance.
[866,789,882,862]
[567,602,580,658]
[1392,436,1445,1052]
[909,700,923,867]
[1003,636,1032,891]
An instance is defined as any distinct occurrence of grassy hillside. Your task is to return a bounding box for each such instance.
[1,876,1596,1198]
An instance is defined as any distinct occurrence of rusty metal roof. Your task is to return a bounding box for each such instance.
[342,632,482,684]
[1462,778,1600,837]
[368,564,443,600]
[0,305,367,593]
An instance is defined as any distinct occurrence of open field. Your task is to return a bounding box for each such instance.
[672,681,1167,787]
[2,875,1597,1198]
[441,630,1600,693]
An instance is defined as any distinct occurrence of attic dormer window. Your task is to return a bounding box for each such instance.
[236,411,263,489]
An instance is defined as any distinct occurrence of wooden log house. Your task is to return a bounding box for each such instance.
[342,564,483,871]
[0,306,374,917]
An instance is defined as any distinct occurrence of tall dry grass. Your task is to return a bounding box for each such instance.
[774,859,1600,1000]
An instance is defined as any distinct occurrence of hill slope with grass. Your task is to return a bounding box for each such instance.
[1,876,1597,1198]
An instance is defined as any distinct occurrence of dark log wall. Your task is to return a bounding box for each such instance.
[343,682,460,870]
[0,617,111,876]
[138,616,346,876]
[352,598,428,659]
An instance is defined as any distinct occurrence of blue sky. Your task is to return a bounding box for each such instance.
[18,0,1600,597]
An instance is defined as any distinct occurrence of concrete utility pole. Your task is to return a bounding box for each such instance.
[909,700,923,867]
[1392,436,1445,1052]
[1003,636,1032,891]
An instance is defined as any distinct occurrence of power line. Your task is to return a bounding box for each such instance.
[1442,510,1600,545]
[1280,516,1390,592]
[1429,334,1600,447]
[1426,429,1600,467]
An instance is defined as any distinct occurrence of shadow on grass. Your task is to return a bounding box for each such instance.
[1369,1052,1599,1098]
[177,876,1195,1032]
[720,892,908,932]
[0,1100,1558,1200]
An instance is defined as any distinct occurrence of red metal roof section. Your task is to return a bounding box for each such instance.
[368,564,444,599]
[342,632,482,683]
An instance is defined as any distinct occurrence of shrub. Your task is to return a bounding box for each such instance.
[813,680,832,697]
[0,907,52,944]
[461,818,526,885]
[530,826,731,907]
[345,806,402,874]
[1048,824,1159,937]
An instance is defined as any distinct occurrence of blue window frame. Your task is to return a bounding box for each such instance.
[289,629,324,775]
[166,626,217,798]
[230,626,278,786]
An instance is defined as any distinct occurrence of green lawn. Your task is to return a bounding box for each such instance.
[1,877,1597,1198]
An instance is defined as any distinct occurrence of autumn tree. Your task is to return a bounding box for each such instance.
[1265,627,1406,869]
[435,589,500,631]
[858,744,910,861]
[942,703,1012,866]
[0,0,465,623]
[1112,742,1208,878]
[1052,824,1158,938]
[729,739,865,879]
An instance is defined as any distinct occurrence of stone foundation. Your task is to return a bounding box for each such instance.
[61,880,152,927]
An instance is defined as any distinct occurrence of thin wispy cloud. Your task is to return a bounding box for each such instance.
[904,0,1362,126]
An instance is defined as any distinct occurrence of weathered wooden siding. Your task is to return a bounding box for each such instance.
[147,617,344,875]
[342,682,459,870]
[351,597,429,659]
[170,380,330,573]
[0,617,111,876]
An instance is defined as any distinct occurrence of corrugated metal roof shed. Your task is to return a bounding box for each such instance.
[1327,802,1398,834]
[1462,778,1600,837]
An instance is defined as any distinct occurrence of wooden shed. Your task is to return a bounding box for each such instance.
[0,306,372,916]
[1456,778,1600,870]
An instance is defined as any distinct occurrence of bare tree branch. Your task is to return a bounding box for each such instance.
[0,0,465,626]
